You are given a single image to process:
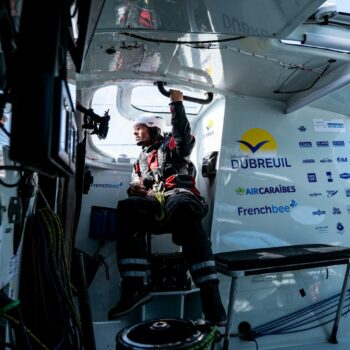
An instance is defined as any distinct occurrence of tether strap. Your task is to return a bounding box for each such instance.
[154,187,165,221]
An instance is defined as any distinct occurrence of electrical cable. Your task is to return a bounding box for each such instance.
[18,204,83,350]
[39,208,83,348]
[0,123,10,137]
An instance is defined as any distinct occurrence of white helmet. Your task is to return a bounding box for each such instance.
[133,114,165,133]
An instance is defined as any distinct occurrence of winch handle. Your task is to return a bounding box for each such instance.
[156,81,213,105]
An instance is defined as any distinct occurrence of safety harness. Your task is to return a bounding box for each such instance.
[134,134,198,221]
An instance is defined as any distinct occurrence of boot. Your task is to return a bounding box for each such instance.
[108,279,151,320]
[200,281,227,326]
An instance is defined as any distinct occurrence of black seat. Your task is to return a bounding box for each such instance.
[214,244,350,350]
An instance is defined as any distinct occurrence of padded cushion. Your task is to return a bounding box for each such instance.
[215,244,350,275]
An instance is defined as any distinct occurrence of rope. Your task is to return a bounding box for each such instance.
[154,186,165,221]
[0,300,20,315]
[2,313,50,350]
[38,208,83,346]
[19,206,83,349]
[188,325,218,350]
[253,288,350,337]
[152,173,165,221]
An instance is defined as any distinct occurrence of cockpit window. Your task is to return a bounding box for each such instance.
[91,84,207,161]
[131,85,203,115]
[338,0,350,13]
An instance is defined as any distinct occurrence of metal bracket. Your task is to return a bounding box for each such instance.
[8,197,22,224]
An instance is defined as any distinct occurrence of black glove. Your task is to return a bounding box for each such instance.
[142,172,155,189]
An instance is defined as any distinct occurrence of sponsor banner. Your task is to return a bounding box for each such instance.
[212,101,350,253]
[313,119,346,132]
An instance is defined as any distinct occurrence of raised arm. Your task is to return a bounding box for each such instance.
[169,89,195,158]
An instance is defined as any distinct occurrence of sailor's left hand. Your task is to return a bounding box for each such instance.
[147,189,156,197]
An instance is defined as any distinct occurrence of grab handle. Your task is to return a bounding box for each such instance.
[156,81,213,105]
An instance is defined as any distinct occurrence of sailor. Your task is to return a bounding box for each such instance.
[108,89,227,326]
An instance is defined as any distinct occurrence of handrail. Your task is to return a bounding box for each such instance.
[156,81,213,105]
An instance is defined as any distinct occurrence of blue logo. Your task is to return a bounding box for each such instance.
[299,142,312,148]
[328,122,344,129]
[232,129,292,170]
[326,171,333,182]
[316,141,329,147]
[326,190,338,198]
[315,226,328,233]
[237,200,297,216]
[340,173,350,179]
[333,141,345,146]
[298,126,307,132]
[345,188,350,197]
[237,140,269,153]
[231,158,291,169]
[303,159,315,164]
[309,192,322,197]
[320,158,332,163]
[337,222,344,233]
[312,209,326,216]
[337,157,348,163]
[290,200,297,208]
[333,207,341,215]
[308,173,317,182]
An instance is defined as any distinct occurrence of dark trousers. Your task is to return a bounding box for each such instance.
[115,191,217,287]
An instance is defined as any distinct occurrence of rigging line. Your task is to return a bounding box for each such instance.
[256,292,349,333]
[120,32,246,44]
[255,292,340,331]
[2,313,50,350]
[183,43,324,73]
[274,59,336,94]
[261,300,350,334]
[255,296,350,335]
[255,290,349,333]
[226,47,324,72]
[261,307,350,335]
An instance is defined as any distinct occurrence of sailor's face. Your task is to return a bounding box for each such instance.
[134,124,151,146]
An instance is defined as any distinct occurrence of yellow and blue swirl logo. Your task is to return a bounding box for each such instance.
[232,128,290,169]
[237,128,277,156]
